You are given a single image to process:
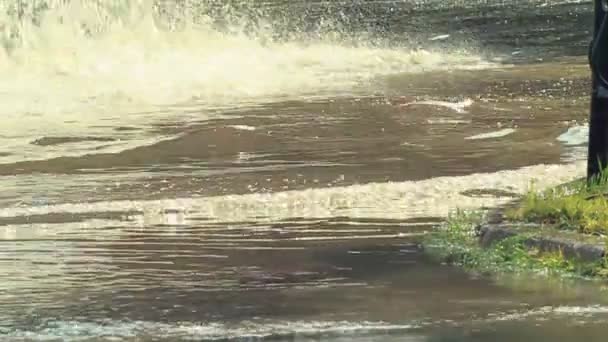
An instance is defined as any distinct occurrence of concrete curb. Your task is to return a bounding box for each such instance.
[478,224,606,264]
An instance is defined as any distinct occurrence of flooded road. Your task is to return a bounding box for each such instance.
[0,0,605,341]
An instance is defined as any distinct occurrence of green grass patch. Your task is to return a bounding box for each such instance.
[423,210,608,279]
[506,174,608,235]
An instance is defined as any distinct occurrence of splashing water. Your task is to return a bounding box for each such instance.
[0,0,497,163]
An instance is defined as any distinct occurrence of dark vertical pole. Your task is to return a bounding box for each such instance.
[588,0,608,182]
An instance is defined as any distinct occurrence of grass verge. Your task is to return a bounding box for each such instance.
[506,174,608,235]
[422,209,608,279]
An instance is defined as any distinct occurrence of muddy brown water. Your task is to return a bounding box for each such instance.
[0,1,606,341]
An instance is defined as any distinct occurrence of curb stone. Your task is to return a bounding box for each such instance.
[479,224,606,263]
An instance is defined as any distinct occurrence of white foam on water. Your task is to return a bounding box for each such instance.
[552,305,608,314]
[557,124,589,161]
[429,34,450,41]
[465,128,517,140]
[557,124,589,146]
[426,118,471,125]
[400,98,474,113]
[0,161,585,223]
[6,305,608,341]
[0,1,496,164]
[490,305,608,322]
[3,319,419,341]
[228,124,257,131]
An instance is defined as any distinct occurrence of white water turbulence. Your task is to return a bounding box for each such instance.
[557,124,589,162]
[0,0,497,164]
[401,98,474,113]
[0,161,585,226]
[4,320,420,341]
[558,124,589,146]
[465,128,516,140]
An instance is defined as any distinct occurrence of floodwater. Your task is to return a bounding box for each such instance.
[0,0,606,341]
